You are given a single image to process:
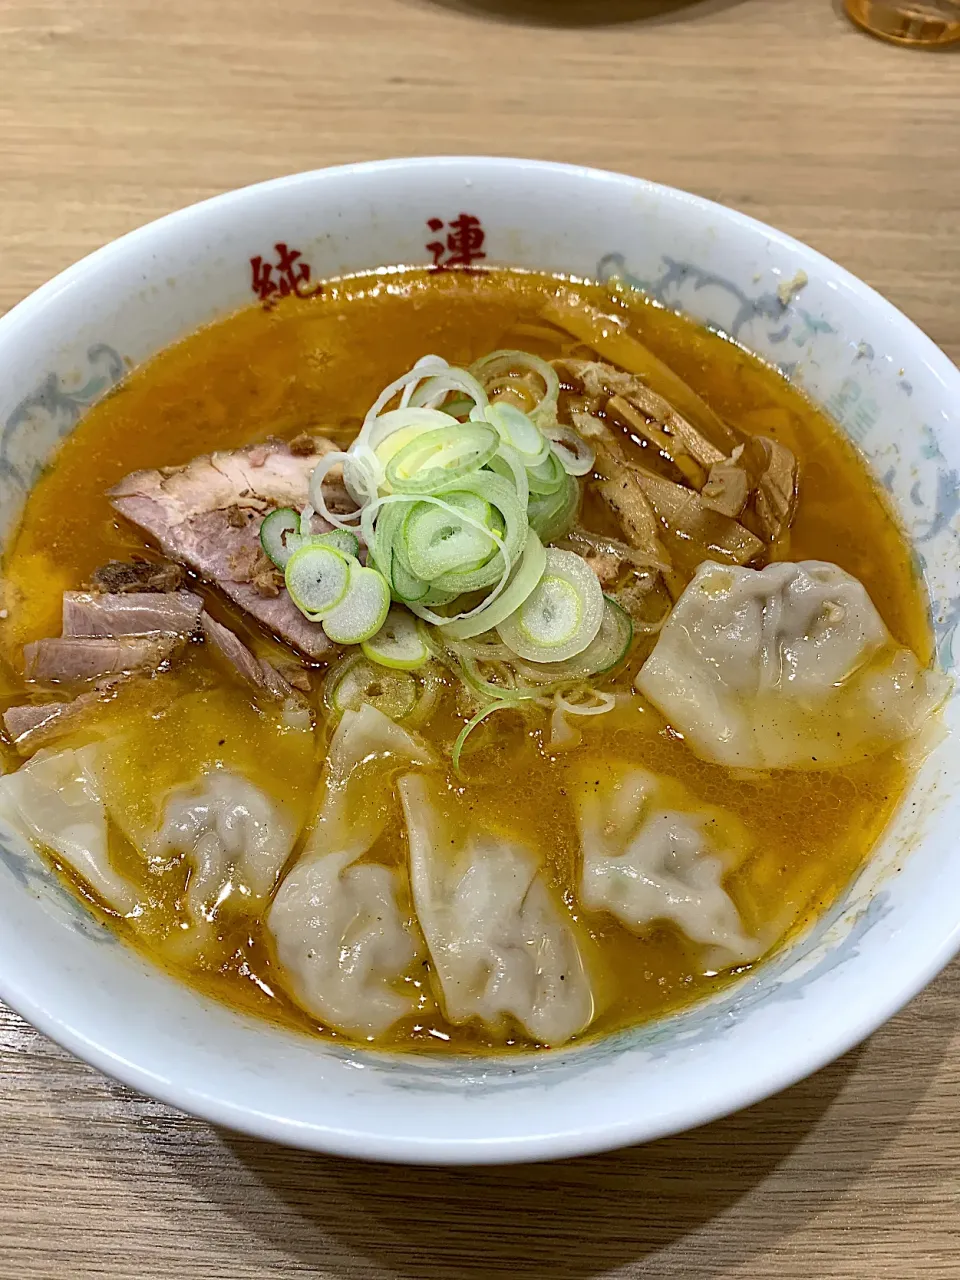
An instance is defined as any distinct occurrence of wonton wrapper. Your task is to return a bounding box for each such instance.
[269,705,433,1039]
[636,560,947,769]
[399,773,594,1046]
[0,744,138,915]
[571,762,759,966]
[151,770,297,921]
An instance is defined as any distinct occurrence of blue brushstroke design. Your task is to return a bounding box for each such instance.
[597,253,835,350]
[1,344,124,490]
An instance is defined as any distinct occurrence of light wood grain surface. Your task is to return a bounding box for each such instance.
[1,0,959,1276]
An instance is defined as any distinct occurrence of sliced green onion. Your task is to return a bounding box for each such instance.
[442,530,547,640]
[321,564,391,645]
[442,395,474,420]
[452,702,513,776]
[447,634,514,662]
[483,403,550,465]
[311,528,361,559]
[391,553,431,602]
[514,597,633,683]
[457,656,537,704]
[285,545,351,617]
[325,652,418,720]
[405,660,445,727]
[577,596,633,674]
[485,443,530,514]
[370,420,425,467]
[363,500,406,594]
[368,409,464,495]
[346,445,387,509]
[308,449,369,529]
[545,425,595,477]
[391,512,519,627]
[470,350,561,429]
[404,494,498,582]
[408,368,489,414]
[439,598,631,710]
[386,423,499,495]
[261,510,362,572]
[431,472,525,592]
[419,586,460,606]
[526,450,567,497]
[514,578,580,646]
[368,405,453,453]
[361,606,430,670]
[359,356,450,435]
[304,352,602,665]
[527,472,580,544]
[498,547,604,663]
[260,508,303,569]
[367,492,509,616]
[555,689,617,716]
[440,489,497,528]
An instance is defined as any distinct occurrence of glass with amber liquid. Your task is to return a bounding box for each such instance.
[845,0,960,44]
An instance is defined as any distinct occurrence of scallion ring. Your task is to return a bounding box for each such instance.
[498,547,604,663]
[285,544,352,618]
[359,355,450,435]
[325,653,418,721]
[362,606,430,670]
[555,689,617,716]
[321,563,391,645]
[544,425,596,477]
[442,530,547,640]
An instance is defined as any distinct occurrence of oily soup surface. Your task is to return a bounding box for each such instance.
[0,269,932,1051]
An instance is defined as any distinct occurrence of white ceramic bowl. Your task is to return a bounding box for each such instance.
[0,158,958,1165]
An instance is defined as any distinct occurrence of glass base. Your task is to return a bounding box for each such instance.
[845,0,960,44]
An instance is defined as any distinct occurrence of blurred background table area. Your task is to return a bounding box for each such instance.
[1,1,959,1277]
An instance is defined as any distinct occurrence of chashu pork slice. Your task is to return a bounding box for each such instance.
[23,635,182,683]
[62,590,204,638]
[3,681,126,753]
[200,612,296,701]
[108,437,349,661]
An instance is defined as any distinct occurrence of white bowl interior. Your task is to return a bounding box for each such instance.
[0,158,958,1164]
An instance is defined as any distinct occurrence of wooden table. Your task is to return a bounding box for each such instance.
[2,1,959,1275]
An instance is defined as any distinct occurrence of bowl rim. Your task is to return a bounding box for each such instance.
[1,155,959,1166]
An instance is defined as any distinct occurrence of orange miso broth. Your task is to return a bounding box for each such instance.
[0,267,937,1053]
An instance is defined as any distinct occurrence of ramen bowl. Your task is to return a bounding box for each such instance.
[0,158,957,1164]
